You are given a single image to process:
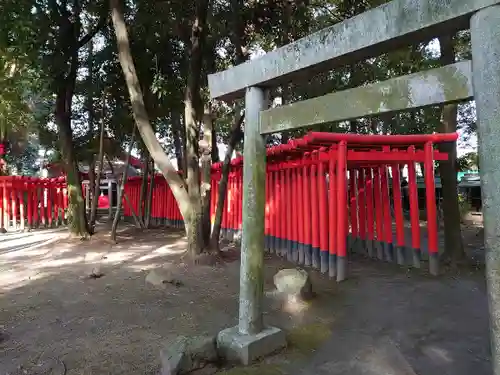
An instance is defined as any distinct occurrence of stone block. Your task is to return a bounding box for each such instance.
[160,335,218,375]
[217,326,286,365]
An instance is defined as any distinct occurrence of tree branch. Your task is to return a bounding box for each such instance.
[79,14,108,47]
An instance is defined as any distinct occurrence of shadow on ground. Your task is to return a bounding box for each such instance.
[0,224,491,375]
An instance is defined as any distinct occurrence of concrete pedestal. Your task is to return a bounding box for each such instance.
[217,326,286,365]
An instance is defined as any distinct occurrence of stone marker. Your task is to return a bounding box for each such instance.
[273,268,314,301]
[160,335,218,375]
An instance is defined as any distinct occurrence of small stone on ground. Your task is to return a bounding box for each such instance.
[146,268,182,288]
[160,335,218,375]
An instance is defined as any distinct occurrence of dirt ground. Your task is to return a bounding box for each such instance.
[0,222,490,375]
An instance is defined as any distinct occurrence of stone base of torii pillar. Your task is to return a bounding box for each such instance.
[216,87,286,365]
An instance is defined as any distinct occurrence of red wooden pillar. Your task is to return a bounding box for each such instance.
[318,150,329,273]
[56,178,63,226]
[302,154,312,266]
[0,178,4,231]
[54,178,60,227]
[4,177,11,230]
[47,178,54,227]
[287,165,295,260]
[391,163,406,265]
[265,168,271,251]
[270,166,277,254]
[336,141,348,281]
[279,167,287,256]
[328,148,337,278]
[237,167,243,237]
[222,174,228,238]
[373,168,384,260]
[348,169,358,253]
[291,165,300,263]
[424,141,439,275]
[357,169,367,254]
[271,168,279,253]
[15,176,26,230]
[310,151,320,269]
[228,173,235,240]
[407,146,421,268]
[296,160,305,264]
[270,168,278,253]
[11,177,17,230]
[381,165,394,261]
[26,177,33,229]
[364,168,375,257]
[285,162,293,259]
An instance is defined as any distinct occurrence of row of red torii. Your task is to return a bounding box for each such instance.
[123,131,457,280]
[0,130,456,281]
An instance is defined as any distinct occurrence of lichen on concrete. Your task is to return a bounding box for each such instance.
[238,86,267,335]
[260,61,473,135]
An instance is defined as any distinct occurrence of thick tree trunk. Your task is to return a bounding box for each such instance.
[111,131,135,242]
[183,0,210,256]
[110,0,195,250]
[438,34,465,265]
[56,100,89,237]
[55,77,89,237]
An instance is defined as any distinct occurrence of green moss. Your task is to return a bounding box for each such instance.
[217,364,284,375]
[286,322,332,354]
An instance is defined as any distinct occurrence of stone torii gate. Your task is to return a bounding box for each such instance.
[208,0,500,371]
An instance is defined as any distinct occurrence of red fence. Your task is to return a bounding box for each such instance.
[122,131,458,281]
[0,176,68,231]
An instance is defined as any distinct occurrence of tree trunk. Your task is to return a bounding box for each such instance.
[111,130,135,241]
[211,125,219,163]
[183,0,210,256]
[438,34,465,265]
[110,0,195,249]
[138,152,150,218]
[55,70,89,237]
[200,105,214,246]
[89,100,106,232]
[209,111,244,250]
[171,111,184,171]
